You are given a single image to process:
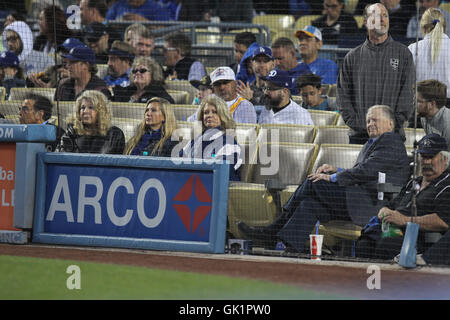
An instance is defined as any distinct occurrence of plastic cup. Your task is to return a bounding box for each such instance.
[310,234,324,260]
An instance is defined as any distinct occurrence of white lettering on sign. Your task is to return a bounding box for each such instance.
[0,127,13,138]
[46,175,167,228]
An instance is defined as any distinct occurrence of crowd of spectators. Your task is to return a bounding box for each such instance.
[1,0,450,265]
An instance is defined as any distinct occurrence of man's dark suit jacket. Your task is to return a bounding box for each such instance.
[337,131,410,226]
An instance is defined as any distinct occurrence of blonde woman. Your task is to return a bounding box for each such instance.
[409,8,450,98]
[112,56,174,103]
[59,90,125,154]
[180,95,242,181]
[125,97,178,156]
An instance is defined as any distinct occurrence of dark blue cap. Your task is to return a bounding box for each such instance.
[252,46,274,60]
[85,22,108,42]
[417,133,448,156]
[60,38,87,52]
[62,46,96,65]
[0,51,20,68]
[260,69,294,89]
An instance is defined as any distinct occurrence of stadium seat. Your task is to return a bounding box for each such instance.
[344,0,359,14]
[235,123,259,145]
[258,123,316,144]
[272,28,297,43]
[252,142,318,186]
[313,126,349,145]
[0,87,5,101]
[164,80,198,104]
[8,88,56,102]
[404,128,426,147]
[294,15,321,32]
[227,181,278,239]
[327,84,337,97]
[171,104,199,121]
[173,121,201,148]
[335,114,346,126]
[308,109,338,126]
[96,64,108,79]
[0,100,21,118]
[311,143,363,173]
[111,117,141,142]
[354,16,364,29]
[252,14,295,31]
[167,90,189,104]
[291,95,302,105]
[109,102,146,120]
[239,141,259,183]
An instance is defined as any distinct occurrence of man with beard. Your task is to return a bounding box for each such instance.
[258,69,314,125]
[337,2,415,145]
[355,133,450,264]
[104,40,136,88]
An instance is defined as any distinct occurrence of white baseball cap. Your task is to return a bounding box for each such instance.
[295,25,322,41]
[210,66,235,84]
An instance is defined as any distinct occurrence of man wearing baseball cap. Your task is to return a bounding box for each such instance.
[84,22,110,64]
[258,69,313,125]
[55,46,111,101]
[104,40,136,87]
[356,133,450,264]
[295,25,338,85]
[0,50,25,99]
[236,46,275,107]
[208,66,257,123]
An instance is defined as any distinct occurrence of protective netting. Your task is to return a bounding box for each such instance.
[1,0,449,266]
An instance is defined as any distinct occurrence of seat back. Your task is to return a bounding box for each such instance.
[308,109,338,126]
[0,86,5,101]
[167,90,189,104]
[294,15,321,31]
[164,80,198,104]
[253,142,318,186]
[252,14,295,30]
[109,102,146,120]
[335,114,347,126]
[314,126,349,145]
[171,104,199,121]
[111,118,141,143]
[311,143,363,173]
[9,88,56,102]
[404,128,426,147]
[235,123,259,145]
[258,123,316,144]
[96,64,108,79]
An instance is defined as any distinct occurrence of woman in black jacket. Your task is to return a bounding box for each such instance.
[58,90,125,154]
[124,97,178,156]
[113,56,174,104]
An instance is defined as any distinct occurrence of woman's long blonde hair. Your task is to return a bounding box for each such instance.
[124,97,177,155]
[197,95,236,132]
[71,90,111,136]
[421,8,447,64]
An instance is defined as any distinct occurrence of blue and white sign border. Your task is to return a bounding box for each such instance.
[32,153,229,253]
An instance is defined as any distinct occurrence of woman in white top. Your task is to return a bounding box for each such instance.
[408,8,450,98]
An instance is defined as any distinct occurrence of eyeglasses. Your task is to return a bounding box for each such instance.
[162,47,177,53]
[132,68,149,74]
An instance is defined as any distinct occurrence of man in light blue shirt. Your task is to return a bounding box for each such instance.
[295,25,338,85]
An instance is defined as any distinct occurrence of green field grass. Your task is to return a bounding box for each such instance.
[0,255,348,300]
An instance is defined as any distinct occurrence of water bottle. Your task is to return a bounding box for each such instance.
[381,221,403,238]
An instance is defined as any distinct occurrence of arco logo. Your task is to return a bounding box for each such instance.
[172,174,212,233]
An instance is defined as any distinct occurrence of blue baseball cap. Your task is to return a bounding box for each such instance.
[417,133,448,156]
[0,51,20,68]
[252,46,274,60]
[60,38,87,52]
[62,46,96,65]
[260,69,294,89]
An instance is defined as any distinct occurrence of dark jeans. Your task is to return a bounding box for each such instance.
[423,230,450,266]
[278,179,352,253]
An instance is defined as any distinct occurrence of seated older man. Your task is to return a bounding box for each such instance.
[356,133,450,264]
[239,105,411,252]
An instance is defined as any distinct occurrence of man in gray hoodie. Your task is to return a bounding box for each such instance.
[337,3,415,144]
[2,21,54,76]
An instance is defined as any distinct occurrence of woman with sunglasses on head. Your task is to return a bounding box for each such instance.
[180,95,243,181]
[112,56,174,104]
[58,90,125,154]
[124,97,179,156]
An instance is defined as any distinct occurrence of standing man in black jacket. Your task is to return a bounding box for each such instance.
[239,105,411,253]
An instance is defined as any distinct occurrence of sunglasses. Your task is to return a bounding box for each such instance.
[263,86,283,92]
[132,68,149,74]
[6,36,19,42]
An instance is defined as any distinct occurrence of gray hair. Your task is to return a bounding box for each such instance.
[366,105,395,122]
